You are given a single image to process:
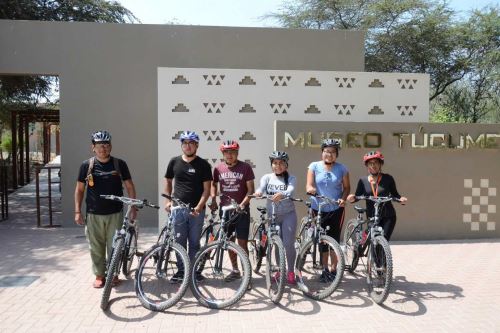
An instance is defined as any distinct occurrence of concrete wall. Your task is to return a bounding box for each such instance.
[0,20,365,226]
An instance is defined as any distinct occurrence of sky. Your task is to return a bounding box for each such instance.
[117,0,499,27]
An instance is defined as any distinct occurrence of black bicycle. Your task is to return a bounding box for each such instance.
[294,194,345,300]
[191,199,251,309]
[99,195,159,311]
[134,194,191,311]
[343,196,399,304]
[248,195,302,304]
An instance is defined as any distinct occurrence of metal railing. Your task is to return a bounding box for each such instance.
[35,165,61,227]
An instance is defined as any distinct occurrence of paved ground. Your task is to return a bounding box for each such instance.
[0,171,499,332]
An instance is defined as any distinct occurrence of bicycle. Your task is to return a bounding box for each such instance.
[99,195,159,311]
[247,194,302,304]
[343,195,398,304]
[134,194,191,311]
[191,198,251,309]
[294,193,345,300]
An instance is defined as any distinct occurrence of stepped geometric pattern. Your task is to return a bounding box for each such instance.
[463,179,497,231]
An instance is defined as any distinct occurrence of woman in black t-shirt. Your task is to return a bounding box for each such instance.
[347,151,407,241]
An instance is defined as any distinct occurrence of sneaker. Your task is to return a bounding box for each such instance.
[111,276,121,287]
[224,270,241,282]
[319,269,333,283]
[195,272,205,282]
[170,270,184,283]
[273,272,281,281]
[329,270,337,281]
[287,272,296,285]
[93,275,105,288]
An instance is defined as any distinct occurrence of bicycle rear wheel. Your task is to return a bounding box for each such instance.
[191,241,251,309]
[266,235,286,304]
[248,226,265,274]
[135,242,190,311]
[295,235,345,300]
[343,219,360,273]
[367,235,393,305]
[101,237,124,311]
[122,228,137,276]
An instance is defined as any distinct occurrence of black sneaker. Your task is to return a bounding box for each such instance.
[329,270,337,281]
[319,269,333,283]
[170,270,184,283]
[195,272,205,282]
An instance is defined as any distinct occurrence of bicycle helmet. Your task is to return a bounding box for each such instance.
[269,151,289,165]
[363,150,384,165]
[179,130,200,143]
[321,138,341,150]
[91,130,111,144]
[220,140,240,152]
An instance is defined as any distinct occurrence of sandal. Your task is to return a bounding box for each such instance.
[224,270,241,282]
[93,276,105,288]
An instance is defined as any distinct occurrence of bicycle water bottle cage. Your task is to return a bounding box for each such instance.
[354,206,366,214]
[257,206,267,214]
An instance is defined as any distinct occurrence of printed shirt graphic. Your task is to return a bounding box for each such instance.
[213,161,255,206]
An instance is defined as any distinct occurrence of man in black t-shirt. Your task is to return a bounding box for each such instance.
[164,131,212,282]
[74,130,137,288]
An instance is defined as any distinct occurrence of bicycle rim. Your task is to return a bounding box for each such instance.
[122,229,137,276]
[101,237,124,311]
[135,243,190,311]
[191,242,251,309]
[295,236,345,300]
[266,235,286,304]
[343,220,360,273]
[367,236,392,305]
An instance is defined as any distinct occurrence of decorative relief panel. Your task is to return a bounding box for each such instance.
[305,78,321,86]
[334,105,355,116]
[203,130,225,141]
[239,76,256,85]
[172,103,189,112]
[398,78,417,89]
[203,102,225,113]
[335,77,355,88]
[463,179,497,231]
[369,79,384,88]
[270,103,291,114]
[239,104,256,113]
[270,75,291,86]
[398,105,417,116]
[172,75,189,84]
[368,106,384,115]
[305,105,320,114]
[203,74,225,85]
[239,131,256,140]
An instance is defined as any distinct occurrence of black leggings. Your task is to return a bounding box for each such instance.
[378,216,397,241]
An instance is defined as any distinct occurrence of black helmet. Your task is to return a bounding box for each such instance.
[269,151,289,165]
[91,130,111,144]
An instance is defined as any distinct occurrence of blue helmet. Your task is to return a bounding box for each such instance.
[91,130,111,144]
[179,131,200,143]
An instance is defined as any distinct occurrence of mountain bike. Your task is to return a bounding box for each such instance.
[134,194,191,311]
[343,196,399,304]
[294,194,345,300]
[247,194,302,304]
[191,199,251,309]
[99,195,159,311]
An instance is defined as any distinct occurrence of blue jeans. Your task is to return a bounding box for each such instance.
[171,207,205,268]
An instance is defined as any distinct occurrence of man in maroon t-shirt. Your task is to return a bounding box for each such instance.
[210,140,255,286]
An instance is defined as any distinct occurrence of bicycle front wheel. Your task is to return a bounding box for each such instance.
[248,227,265,274]
[367,235,393,305]
[101,237,124,311]
[266,235,286,304]
[122,228,137,276]
[343,219,360,273]
[295,235,345,300]
[191,241,251,309]
[135,242,190,311]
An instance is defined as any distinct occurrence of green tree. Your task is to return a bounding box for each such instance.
[270,0,500,122]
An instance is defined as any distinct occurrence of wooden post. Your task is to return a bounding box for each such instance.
[11,111,17,189]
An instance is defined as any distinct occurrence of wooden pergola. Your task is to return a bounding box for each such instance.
[10,108,60,188]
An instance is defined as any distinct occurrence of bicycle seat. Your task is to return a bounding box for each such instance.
[257,206,267,214]
[354,206,366,214]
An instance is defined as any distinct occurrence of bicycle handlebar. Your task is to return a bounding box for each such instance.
[248,194,302,202]
[161,193,192,210]
[306,192,341,205]
[355,195,401,203]
[99,195,160,209]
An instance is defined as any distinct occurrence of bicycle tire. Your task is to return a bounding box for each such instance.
[266,235,286,304]
[249,226,265,273]
[122,228,137,276]
[101,237,124,311]
[343,219,360,273]
[367,235,393,305]
[191,241,251,309]
[135,242,190,311]
[295,235,345,300]
[297,216,310,245]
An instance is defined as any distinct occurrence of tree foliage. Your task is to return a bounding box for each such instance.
[270,0,500,123]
